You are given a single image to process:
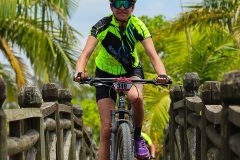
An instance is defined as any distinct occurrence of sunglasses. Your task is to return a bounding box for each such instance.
[112,0,132,9]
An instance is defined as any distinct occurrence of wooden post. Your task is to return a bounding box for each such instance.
[220,71,240,160]
[42,83,59,160]
[58,89,74,160]
[183,72,200,160]
[18,86,45,160]
[201,81,221,160]
[169,85,184,160]
[73,104,84,159]
[0,77,7,160]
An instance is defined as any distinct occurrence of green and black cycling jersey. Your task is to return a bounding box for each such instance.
[89,14,151,75]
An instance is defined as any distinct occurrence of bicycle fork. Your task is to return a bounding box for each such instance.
[110,109,135,159]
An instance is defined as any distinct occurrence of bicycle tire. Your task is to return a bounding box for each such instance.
[115,123,134,160]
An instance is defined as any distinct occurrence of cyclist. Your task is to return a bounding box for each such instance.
[141,132,156,159]
[74,0,171,159]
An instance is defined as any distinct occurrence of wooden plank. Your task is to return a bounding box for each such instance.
[187,113,201,128]
[59,104,71,113]
[173,99,185,110]
[4,108,42,122]
[41,102,58,117]
[206,125,221,148]
[175,115,184,126]
[7,130,39,156]
[185,96,203,112]
[0,109,7,160]
[73,115,83,126]
[205,105,222,124]
[228,105,240,127]
[229,133,240,157]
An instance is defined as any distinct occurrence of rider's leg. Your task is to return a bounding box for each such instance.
[97,98,115,160]
[126,76,144,130]
[127,76,150,159]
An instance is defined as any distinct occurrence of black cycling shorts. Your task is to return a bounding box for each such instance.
[95,63,144,102]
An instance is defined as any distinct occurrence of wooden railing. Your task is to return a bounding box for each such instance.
[0,78,98,160]
[163,71,240,160]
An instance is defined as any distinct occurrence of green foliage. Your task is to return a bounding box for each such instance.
[137,15,170,73]
[142,72,171,153]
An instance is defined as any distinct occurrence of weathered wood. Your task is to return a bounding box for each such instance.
[75,129,83,138]
[58,89,72,106]
[44,118,56,131]
[73,104,83,118]
[42,83,58,102]
[201,81,221,160]
[74,115,83,126]
[170,85,184,102]
[205,105,222,124]
[220,71,240,105]
[0,77,6,107]
[60,119,71,129]
[55,103,64,160]
[41,102,58,117]
[221,105,230,160]
[183,72,200,160]
[49,132,57,160]
[7,129,39,156]
[183,72,200,97]
[63,130,72,160]
[83,127,92,148]
[0,78,7,160]
[185,96,203,112]
[59,104,72,113]
[229,133,240,157]
[175,115,184,126]
[4,108,42,121]
[173,99,185,110]
[206,125,221,148]
[228,105,240,127]
[187,113,201,128]
[0,80,97,160]
[169,85,184,160]
[26,147,37,160]
[76,139,81,160]
[201,81,221,105]
[18,86,42,108]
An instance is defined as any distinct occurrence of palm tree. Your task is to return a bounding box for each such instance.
[166,0,240,83]
[0,0,81,107]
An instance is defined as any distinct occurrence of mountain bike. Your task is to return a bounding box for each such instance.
[79,76,171,160]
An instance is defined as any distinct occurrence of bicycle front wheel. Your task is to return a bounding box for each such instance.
[115,123,134,160]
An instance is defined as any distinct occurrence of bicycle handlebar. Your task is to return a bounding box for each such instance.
[79,77,172,86]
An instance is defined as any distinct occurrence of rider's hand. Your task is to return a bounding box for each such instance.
[156,74,172,84]
[73,72,88,82]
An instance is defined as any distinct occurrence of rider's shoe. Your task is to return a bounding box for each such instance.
[134,135,150,159]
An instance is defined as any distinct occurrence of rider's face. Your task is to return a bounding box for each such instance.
[110,1,134,21]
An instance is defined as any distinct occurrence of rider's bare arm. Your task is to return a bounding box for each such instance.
[74,36,98,81]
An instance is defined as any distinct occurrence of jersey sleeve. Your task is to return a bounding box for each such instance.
[133,16,151,41]
[89,15,112,41]
[141,132,153,145]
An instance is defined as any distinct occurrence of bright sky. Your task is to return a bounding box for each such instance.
[70,0,199,49]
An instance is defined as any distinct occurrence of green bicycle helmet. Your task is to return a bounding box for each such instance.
[109,0,137,3]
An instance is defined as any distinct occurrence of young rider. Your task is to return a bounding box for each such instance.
[141,132,156,159]
[74,0,171,159]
